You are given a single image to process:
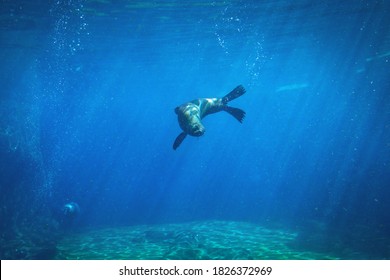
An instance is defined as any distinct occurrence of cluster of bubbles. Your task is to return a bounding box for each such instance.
[213,3,267,86]
[42,0,88,96]
[50,0,88,56]
[32,0,89,200]
[0,125,19,152]
[245,40,266,85]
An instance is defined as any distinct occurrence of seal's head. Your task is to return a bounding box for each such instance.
[175,104,205,136]
[63,202,80,218]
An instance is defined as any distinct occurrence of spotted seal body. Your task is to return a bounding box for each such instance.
[173,85,246,150]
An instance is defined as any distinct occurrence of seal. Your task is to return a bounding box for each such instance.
[173,85,246,150]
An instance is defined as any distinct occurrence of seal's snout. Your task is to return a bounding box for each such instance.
[193,127,205,136]
[191,123,205,136]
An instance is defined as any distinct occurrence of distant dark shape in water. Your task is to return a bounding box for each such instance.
[173,85,246,150]
[63,202,80,219]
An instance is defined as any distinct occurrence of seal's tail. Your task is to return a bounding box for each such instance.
[222,85,246,104]
[224,106,246,123]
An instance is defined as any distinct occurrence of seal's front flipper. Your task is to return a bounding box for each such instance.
[222,85,246,104]
[173,132,187,150]
[224,106,246,123]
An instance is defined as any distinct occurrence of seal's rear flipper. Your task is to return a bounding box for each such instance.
[224,106,246,123]
[173,132,187,150]
[222,85,246,104]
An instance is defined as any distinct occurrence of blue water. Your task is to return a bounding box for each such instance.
[0,0,389,259]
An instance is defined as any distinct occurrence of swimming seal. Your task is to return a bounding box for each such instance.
[173,85,246,150]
